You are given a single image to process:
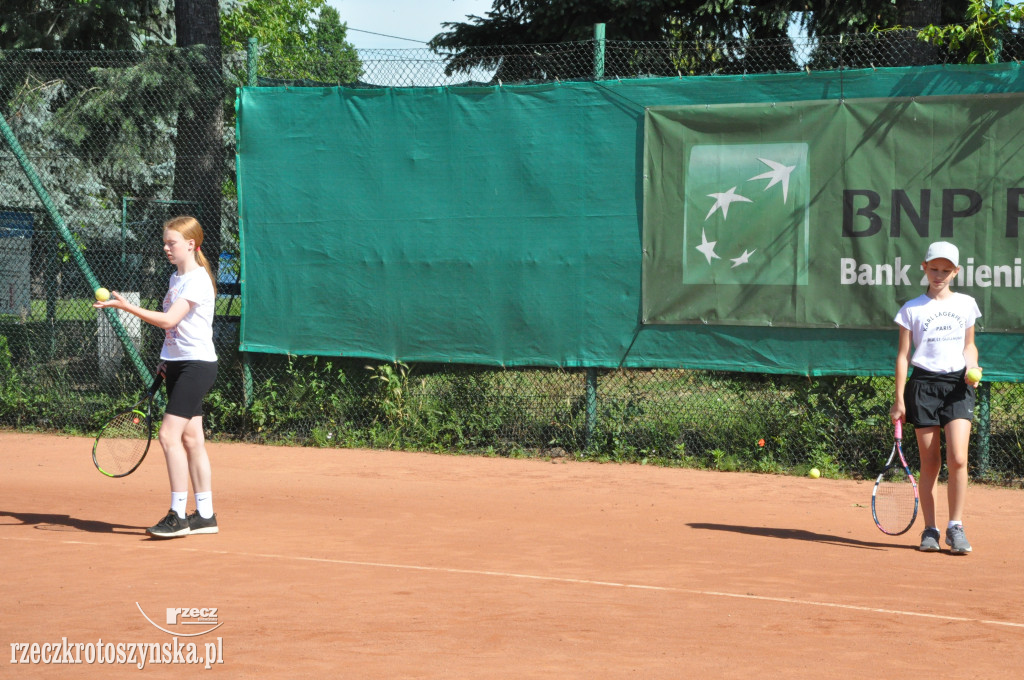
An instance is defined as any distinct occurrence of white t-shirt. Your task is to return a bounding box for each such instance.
[894,292,981,373]
[160,267,218,362]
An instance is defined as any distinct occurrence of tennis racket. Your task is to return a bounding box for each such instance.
[871,419,919,535]
[92,373,164,478]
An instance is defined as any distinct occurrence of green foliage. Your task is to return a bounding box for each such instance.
[917,0,1024,63]
[310,6,362,83]
[429,0,736,80]
[0,335,19,411]
[221,0,361,83]
[0,0,175,50]
[569,372,894,475]
[0,332,117,430]
[428,0,965,79]
[239,355,360,441]
[367,361,413,427]
[6,332,1024,483]
[1,48,219,240]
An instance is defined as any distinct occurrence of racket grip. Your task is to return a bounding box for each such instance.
[895,419,902,440]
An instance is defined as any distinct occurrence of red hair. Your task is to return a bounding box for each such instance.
[164,216,217,296]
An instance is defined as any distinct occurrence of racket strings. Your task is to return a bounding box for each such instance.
[94,411,149,476]
[874,465,917,534]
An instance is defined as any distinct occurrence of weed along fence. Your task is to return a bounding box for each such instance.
[3,33,1024,482]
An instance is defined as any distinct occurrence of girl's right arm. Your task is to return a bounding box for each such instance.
[93,290,191,330]
[890,326,912,424]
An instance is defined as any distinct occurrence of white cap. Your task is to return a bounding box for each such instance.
[924,241,959,268]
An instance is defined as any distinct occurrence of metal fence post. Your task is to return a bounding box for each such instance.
[976,382,991,478]
[593,24,606,79]
[585,367,598,446]
[993,0,1005,63]
[247,38,259,86]
[241,37,258,409]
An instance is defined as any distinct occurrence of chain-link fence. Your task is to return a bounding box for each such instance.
[3,31,1024,482]
[274,30,1024,86]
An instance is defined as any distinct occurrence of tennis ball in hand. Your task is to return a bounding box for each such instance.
[966,367,982,383]
[808,468,821,479]
[95,287,111,302]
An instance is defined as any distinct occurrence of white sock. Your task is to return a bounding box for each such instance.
[171,492,188,519]
[195,492,214,519]
[948,520,963,529]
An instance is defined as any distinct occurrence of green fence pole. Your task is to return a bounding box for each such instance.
[593,23,606,79]
[247,37,259,87]
[975,382,991,479]
[0,112,153,385]
[46,222,58,358]
[993,0,1005,63]
[241,37,257,408]
[585,367,598,446]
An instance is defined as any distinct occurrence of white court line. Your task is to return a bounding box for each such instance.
[6,534,1024,629]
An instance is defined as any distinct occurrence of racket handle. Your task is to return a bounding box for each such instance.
[895,419,902,440]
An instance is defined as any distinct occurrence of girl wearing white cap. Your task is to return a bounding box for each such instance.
[890,241,981,554]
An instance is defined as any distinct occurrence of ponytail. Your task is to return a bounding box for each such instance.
[195,248,218,297]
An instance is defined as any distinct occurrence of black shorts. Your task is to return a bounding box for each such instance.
[163,360,218,419]
[905,367,975,428]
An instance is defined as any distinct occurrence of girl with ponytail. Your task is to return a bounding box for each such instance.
[94,215,220,538]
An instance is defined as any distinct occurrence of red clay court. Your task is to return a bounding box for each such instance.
[2,431,1023,678]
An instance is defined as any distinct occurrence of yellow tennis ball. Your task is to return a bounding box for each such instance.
[808,468,821,478]
[95,287,111,302]
[966,367,982,383]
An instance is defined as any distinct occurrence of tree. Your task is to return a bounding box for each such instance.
[0,3,184,251]
[800,0,972,36]
[0,0,174,50]
[221,0,361,83]
[425,1,798,79]
[427,0,982,79]
[918,0,1024,63]
[172,0,223,268]
[310,6,361,84]
[428,0,707,80]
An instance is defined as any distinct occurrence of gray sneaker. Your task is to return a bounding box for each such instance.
[918,528,941,552]
[945,525,972,554]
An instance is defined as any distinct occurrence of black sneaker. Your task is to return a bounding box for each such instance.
[186,511,219,535]
[146,510,191,539]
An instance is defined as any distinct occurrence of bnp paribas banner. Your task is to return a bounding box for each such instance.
[642,94,1024,332]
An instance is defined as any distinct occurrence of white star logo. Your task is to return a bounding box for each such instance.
[705,186,752,220]
[730,249,756,268]
[696,229,720,264]
[748,157,796,203]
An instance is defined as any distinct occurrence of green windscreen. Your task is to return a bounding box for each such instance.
[236,62,1024,379]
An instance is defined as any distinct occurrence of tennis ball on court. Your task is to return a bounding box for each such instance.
[808,468,821,478]
[966,367,982,384]
[95,287,111,302]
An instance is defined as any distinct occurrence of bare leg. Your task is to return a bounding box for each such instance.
[182,415,212,494]
[915,426,943,528]
[943,419,972,522]
[158,413,192,492]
